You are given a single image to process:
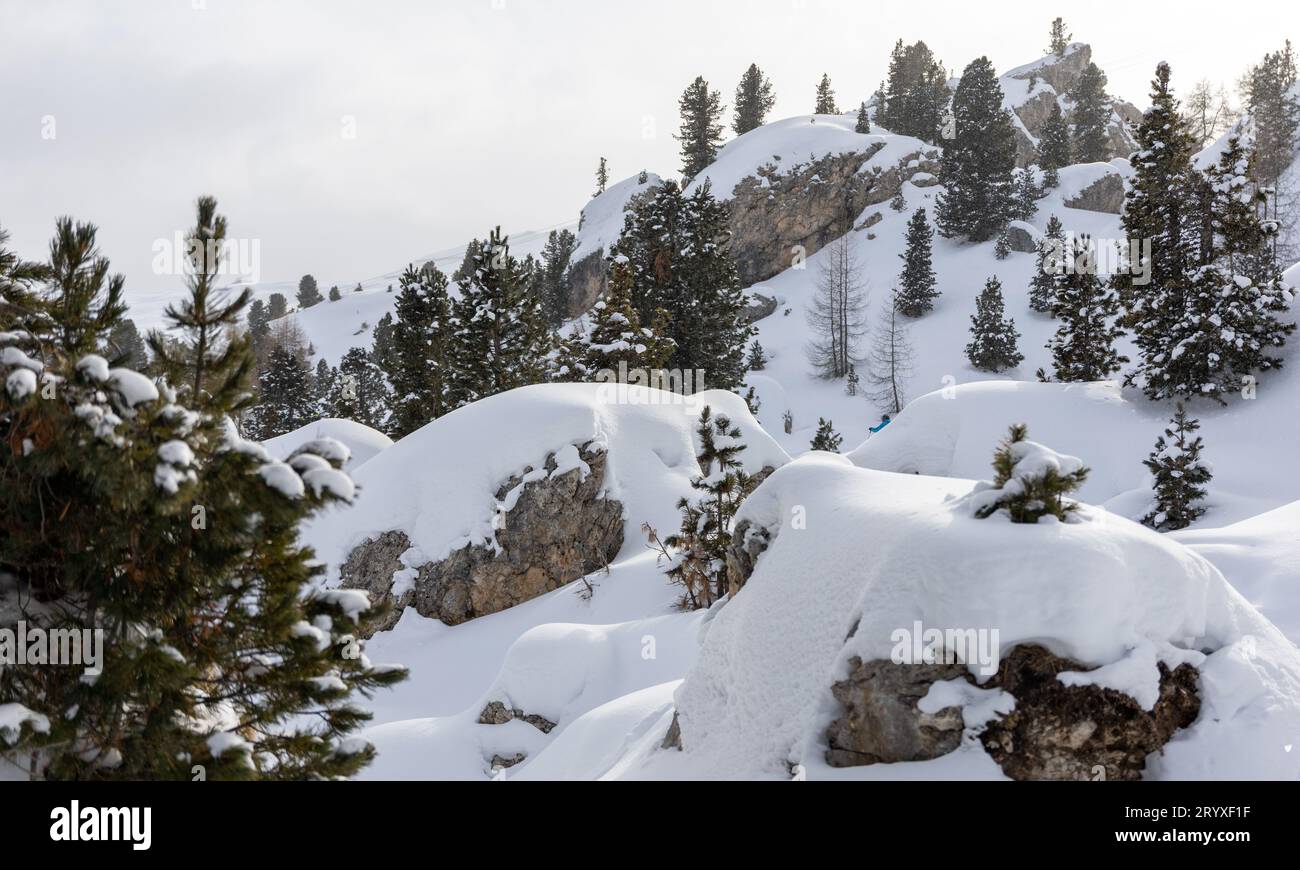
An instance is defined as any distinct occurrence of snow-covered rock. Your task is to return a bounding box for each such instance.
[263,417,393,471]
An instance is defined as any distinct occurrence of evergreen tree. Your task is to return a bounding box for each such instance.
[247,298,270,358]
[973,424,1088,523]
[581,259,674,374]
[855,101,872,134]
[845,365,859,396]
[248,344,316,439]
[677,76,725,182]
[1038,101,1071,187]
[746,339,767,371]
[382,262,454,436]
[867,291,915,414]
[994,229,1012,260]
[328,285,341,302]
[1012,167,1040,220]
[1142,404,1211,531]
[297,274,323,308]
[538,228,578,327]
[1241,42,1299,186]
[108,317,148,369]
[810,417,843,452]
[326,347,390,430]
[814,73,838,114]
[660,406,752,609]
[371,311,395,372]
[879,40,950,142]
[1,198,403,780]
[1070,62,1112,163]
[890,189,907,212]
[314,357,334,409]
[937,57,1017,242]
[447,227,552,404]
[594,157,609,198]
[1048,235,1127,381]
[897,207,939,316]
[1029,214,1067,313]
[609,181,752,388]
[966,276,1023,371]
[41,218,128,358]
[733,63,776,135]
[1047,17,1071,56]
[267,292,288,319]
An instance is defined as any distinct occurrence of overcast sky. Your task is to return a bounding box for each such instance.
[0,0,1291,309]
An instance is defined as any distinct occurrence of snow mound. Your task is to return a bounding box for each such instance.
[572,172,663,263]
[304,382,789,580]
[646,454,1300,779]
[263,417,393,471]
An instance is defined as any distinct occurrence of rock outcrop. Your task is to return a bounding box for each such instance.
[725,519,771,596]
[340,442,624,632]
[1064,172,1127,214]
[478,700,556,734]
[825,643,1201,780]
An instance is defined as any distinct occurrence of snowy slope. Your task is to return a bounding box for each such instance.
[263,418,393,471]
[572,171,662,263]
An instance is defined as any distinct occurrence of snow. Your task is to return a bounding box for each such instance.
[571,171,663,264]
[263,418,391,471]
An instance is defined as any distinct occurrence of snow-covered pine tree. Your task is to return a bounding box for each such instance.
[1038,101,1071,188]
[1142,404,1211,531]
[677,76,725,182]
[1241,42,1299,187]
[661,406,752,609]
[814,73,838,114]
[609,181,751,388]
[1047,17,1071,56]
[297,273,322,308]
[879,40,949,143]
[1070,62,1111,163]
[867,290,915,414]
[733,63,776,135]
[248,343,316,439]
[447,227,552,404]
[1028,214,1066,313]
[806,233,868,378]
[897,207,938,316]
[326,346,391,429]
[937,57,1017,242]
[328,285,341,301]
[582,259,674,375]
[810,417,843,452]
[382,261,454,436]
[1013,167,1040,220]
[314,356,334,408]
[537,228,578,327]
[846,365,859,396]
[994,229,1012,260]
[0,198,404,779]
[890,189,907,211]
[1048,235,1128,381]
[594,157,609,198]
[965,276,1023,372]
[973,424,1089,523]
[855,101,872,134]
[747,339,767,371]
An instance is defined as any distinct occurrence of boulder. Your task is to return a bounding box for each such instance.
[1064,172,1127,214]
[1005,222,1040,254]
[340,442,624,631]
[477,700,556,734]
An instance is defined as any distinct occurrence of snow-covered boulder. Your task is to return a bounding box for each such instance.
[648,453,1300,780]
[263,417,393,471]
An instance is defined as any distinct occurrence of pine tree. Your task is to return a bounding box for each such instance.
[845,365,859,396]
[973,424,1088,523]
[328,285,341,302]
[1038,101,1071,188]
[810,418,843,452]
[1047,17,1071,56]
[326,347,391,429]
[966,276,1023,372]
[890,189,907,212]
[806,233,868,378]
[814,73,838,114]
[1,198,404,779]
[994,229,1012,260]
[297,274,323,308]
[733,63,776,135]
[247,298,271,361]
[268,292,288,319]
[108,317,148,369]
[867,291,915,414]
[937,57,1017,242]
[1142,404,1211,530]
[581,259,674,374]
[537,228,578,327]
[1029,214,1067,313]
[594,157,609,198]
[897,208,938,316]
[855,101,872,134]
[1013,167,1040,220]
[746,339,767,371]
[1048,235,1127,381]
[1242,42,1299,186]
[382,262,454,436]
[447,227,552,404]
[879,40,950,142]
[248,344,317,439]
[677,76,725,182]
[40,218,128,358]
[660,406,752,609]
[1070,62,1112,163]
[314,357,334,409]
[609,181,752,388]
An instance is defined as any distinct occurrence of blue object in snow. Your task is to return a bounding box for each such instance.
[869,415,892,433]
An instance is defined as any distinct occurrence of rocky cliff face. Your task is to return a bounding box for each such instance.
[339,442,623,632]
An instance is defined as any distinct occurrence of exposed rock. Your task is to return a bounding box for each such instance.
[826,657,969,766]
[661,711,682,750]
[490,753,526,770]
[824,643,1201,780]
[859,211,884,230]
[743,292,778,324]
[1064,172,1127,214]
[726,519,771,596]
[341,442,624,632]
[564,249,607,319]
[478,701,557,733]
[1005,222,1040,254]
[979,644,1200,781]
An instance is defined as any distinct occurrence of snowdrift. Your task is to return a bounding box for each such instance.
[629,454,1300,780]
[263,417,393,471]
